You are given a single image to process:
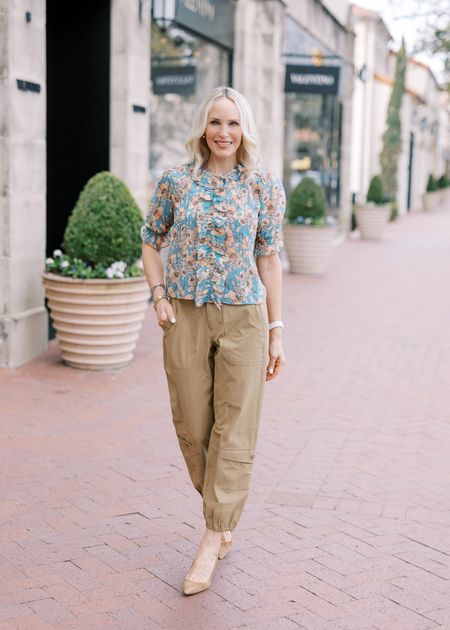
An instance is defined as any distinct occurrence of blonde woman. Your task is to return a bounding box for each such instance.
[141,86,286,595]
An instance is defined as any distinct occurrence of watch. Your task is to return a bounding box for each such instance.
[268,320,284,331]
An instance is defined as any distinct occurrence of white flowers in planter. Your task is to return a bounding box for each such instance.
[105,261,128,279]
[44,249,141,280]
[293,215,338,226]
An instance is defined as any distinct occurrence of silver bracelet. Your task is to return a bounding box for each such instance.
[268,320,284,331]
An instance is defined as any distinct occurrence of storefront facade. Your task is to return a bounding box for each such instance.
[283,19,343,218]
[282,3,354,227]
[1,0,354,368]
[0,0,150,368]
[233,0,354,229]
[350,6,450,215]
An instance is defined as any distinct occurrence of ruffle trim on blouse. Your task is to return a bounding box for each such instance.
[189,162,244,191]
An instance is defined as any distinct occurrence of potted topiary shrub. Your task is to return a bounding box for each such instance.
[283,176,336,275]
[355,175,391,240]
[423,174,439,211]
[42,172,150,370]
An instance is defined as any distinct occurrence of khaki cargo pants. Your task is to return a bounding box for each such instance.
[162,298,269,532]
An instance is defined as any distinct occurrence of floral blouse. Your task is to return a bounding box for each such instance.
[140,163,285,307]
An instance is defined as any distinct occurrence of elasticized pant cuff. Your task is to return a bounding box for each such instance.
[205,521,235,532]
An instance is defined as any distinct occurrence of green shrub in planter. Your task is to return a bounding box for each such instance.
[426,174,438,192]
[287,177,328,225]
[62,171,144,268]
[366,175,385,205]
[438,174,450,189]
[355,174,391,240]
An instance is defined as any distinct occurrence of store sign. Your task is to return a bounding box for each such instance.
[151,65,196,95]
[285,65,340,95]
[174,0,234,49]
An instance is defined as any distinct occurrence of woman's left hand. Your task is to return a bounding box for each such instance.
[266,329,286,381]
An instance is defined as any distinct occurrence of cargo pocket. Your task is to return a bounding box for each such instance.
[219,448,255,491]
[224,305,265,367]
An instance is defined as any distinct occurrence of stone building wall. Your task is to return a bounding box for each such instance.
[110,0,150,211]
[0,0,151,368]
[233,0,285,177]
[0,0,48,367]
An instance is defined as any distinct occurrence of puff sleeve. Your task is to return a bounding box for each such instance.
[140,171,174,250]
[254,172,286,256]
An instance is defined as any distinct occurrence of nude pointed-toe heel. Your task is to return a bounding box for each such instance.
[218,531,232,560]
[183,555,219,596]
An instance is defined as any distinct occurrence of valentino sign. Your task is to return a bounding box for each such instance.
[285,65,340,95]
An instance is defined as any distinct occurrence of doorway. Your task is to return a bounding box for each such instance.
[46,0,111,257]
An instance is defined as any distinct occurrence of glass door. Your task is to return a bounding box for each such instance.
[284,92,342,218]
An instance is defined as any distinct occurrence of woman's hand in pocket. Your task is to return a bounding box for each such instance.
[156,298,176,330]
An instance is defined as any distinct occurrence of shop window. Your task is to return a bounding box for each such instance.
[149,20,230,186]
[283,15,343,218]
[284,93,342,216]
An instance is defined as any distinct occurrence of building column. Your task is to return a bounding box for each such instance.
[110,0,150,211]
[0,0,48,368]
[233,0,286,178]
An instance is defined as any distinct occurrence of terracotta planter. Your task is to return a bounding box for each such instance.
[423,191,439,211]
[283,224,335,275]
[437,188,449,206]
[355,204,390,240]
[42,273,150,370]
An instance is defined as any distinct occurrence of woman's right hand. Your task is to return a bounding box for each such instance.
[155,298,176,329]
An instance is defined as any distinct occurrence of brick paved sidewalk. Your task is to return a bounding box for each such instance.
[2,202,450,630]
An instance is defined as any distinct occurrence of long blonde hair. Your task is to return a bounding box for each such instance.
[185,86,259,179]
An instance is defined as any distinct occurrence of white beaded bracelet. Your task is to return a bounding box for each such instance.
[268,320,284,331]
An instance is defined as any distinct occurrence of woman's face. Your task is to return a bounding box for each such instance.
[204,98,243,162]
